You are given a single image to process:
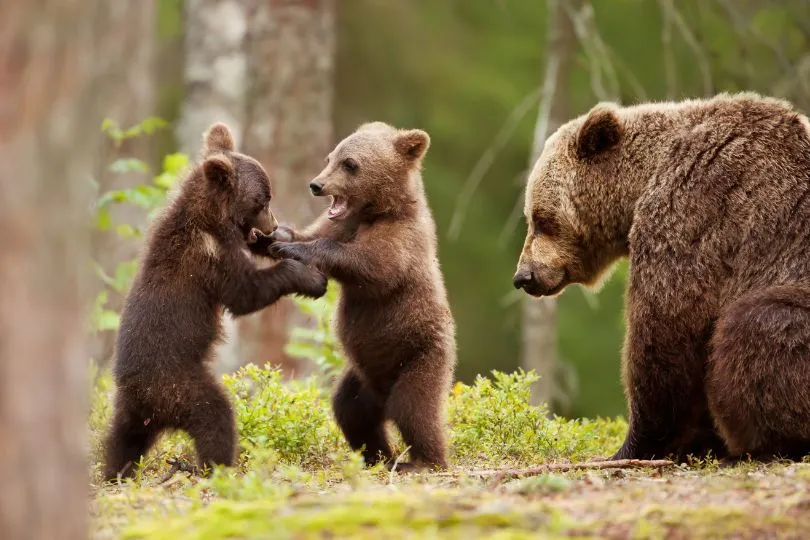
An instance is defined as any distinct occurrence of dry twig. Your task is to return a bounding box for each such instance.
[435,459,674,484]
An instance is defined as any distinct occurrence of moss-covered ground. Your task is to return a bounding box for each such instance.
[90,366,810,539]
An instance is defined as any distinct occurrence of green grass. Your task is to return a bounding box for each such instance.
[89,366,810,539]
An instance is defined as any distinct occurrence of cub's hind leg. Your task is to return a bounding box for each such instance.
[332,367,392,466]
[176,372,237,473]
[104,396,162,481]
[386,363,451,470]
[708,285,810,460]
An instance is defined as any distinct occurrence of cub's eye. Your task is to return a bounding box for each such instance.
[342,158,358,173]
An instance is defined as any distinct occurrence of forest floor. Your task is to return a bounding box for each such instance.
[91,459,810,539]
[88,366,810,539]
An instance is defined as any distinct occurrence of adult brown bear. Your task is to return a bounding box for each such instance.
[514,93,810,461]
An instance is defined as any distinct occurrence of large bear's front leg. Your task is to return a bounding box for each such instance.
[613,290,725,461]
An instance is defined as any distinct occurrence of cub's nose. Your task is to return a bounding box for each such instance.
[309,182,323,196]
[513,268,534,290]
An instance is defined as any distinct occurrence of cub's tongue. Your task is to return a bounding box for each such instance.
[327,196,348,220]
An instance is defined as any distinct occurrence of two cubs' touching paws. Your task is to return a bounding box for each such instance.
[247,227,327,299]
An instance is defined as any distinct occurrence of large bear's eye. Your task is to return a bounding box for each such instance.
[533,215,559,237]
[341,158,358,174]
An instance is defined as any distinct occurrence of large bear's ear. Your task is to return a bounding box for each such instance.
[202,154,235,187]
[204,123,235,153]
[575,104,622,160]
[393,129,430,161]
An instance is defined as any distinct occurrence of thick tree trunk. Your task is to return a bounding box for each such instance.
[522,0,580,407]
[179,0,335,375]
[0,2,144,538]
[237,0,335,377]
[179,0,251,373]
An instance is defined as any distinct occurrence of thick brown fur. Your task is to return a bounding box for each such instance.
[103,123,327,480]
[268,122,457,470]
[514,93,810,461]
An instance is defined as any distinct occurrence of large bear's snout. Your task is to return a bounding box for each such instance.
[513,263,567,297]
[513,268,534,290]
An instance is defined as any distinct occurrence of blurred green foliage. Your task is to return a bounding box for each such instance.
[90,118,187,335]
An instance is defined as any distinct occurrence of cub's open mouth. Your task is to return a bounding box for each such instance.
[327,196,349,220]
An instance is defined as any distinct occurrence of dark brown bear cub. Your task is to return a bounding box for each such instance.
[103,123,327,480]
[269,122,456,470]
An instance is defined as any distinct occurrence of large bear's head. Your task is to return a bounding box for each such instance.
[514,103,632,297]
[200,123,278,239]
[307,122,430,221]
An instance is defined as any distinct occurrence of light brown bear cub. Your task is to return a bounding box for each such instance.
[514,93,810,462]
[269,122,456,470]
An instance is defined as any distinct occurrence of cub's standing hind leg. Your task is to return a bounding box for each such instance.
[332,368,393,466]
[386,364,449,470]
[176,372,237,473]
[708,285,810,460]
[103,399,161,480]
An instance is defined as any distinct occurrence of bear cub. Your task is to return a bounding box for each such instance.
[269,122,457,470]
[103,123,327,480]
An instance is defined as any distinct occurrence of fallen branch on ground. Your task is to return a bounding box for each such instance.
[436,459,674,484]
[159,457,200,484]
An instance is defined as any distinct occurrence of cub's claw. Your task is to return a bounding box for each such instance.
[270,225,295,243]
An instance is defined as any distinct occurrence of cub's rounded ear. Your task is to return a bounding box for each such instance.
[575,103,622,160]
[202,154,235,187]
[394,129,430,161]
[203,123,236,154]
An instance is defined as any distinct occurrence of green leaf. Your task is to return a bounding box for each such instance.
[100,118,116,132]
[101,118,124,142]
[95,209,112,231]
[140,116,169,134]
[154,172,177,190]
[109,158,150,174]
[112,260,138,292]
[115,224,141,239]
[162,153,189,176]
[284,342,322,360]
[95,310,121,331]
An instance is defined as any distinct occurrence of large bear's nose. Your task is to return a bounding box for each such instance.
[309,182,323,195]
[513,268,534,290]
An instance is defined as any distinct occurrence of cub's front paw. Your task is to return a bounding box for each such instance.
[299,268,328,299]
[270,241,310,264]
[247,228,274,256]
[279,259,327,298]
[270,225,295,243]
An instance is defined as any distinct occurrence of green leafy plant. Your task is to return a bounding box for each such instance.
[284,283,347,381]
[90,117,188,334]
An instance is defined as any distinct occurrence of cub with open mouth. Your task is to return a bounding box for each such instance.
[269,122,457,471]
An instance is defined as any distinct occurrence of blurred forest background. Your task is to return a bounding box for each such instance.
[87,0,810,419]
[4,2,810,536]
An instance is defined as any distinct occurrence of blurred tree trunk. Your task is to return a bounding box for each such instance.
[522,0,580,408]
[179,0,251,374]
[237,0,335,377]
[90,1,156,367]
[0,1,144,538]
[179,0,335,375]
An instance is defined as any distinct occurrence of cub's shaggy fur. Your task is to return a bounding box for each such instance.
[104,124,327,480]
[270,122,456,470]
